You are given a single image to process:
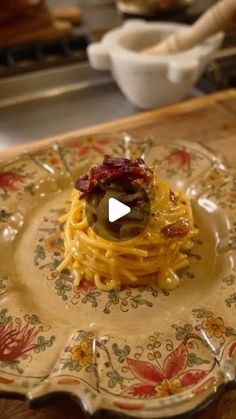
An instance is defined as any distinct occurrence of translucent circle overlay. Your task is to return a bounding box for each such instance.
[85,180,151,242]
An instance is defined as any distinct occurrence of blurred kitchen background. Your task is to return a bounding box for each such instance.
[0,0,235,149]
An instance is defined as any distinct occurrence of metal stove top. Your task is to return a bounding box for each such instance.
[0,2,235,150]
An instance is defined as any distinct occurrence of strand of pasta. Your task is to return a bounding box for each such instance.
[57,178,196,291]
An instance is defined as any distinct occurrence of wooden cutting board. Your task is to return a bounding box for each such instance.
[1,89,236,419]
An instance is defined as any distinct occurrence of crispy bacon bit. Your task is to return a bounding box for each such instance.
[75,155,153,197]
[169,190,177,203]
[162,220,189,238]
[76,175,91,193]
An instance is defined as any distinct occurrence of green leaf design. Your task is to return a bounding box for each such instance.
[130,294,153,309]
[107,371,123,388]
[50,208,67,216]
[39,259,61,271]
[24,314,41,325]
[108,291,120,305]
[55,278,72,300]
[61,268,71,275]
[60,359,82,372]
[103,305,111,314]
[103,289,154,314]
[192,308,213,319]
[34,245,46,266]
[34,335,55,353]
[0,277,7,293]
[82,291,100,308]
[112,343,130,363]
[178,268,195,279]
[188,352,210,367]
[0,360,24,374]
[85,364,93,373]
[0,209,12,222]
[162,290,170,296]
[223,274,235,286]
[172,323,193,340]
[185,250,202,260]
[225,327,236,337]
[74,362,82,373]
[60,359,72,370]
[0,308,12,325]
[39,227,57,234]
[24,183,35,196]
[225,293,236,308]
[76,330,94,340]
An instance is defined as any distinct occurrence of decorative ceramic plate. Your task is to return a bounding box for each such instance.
[0,133,236,418]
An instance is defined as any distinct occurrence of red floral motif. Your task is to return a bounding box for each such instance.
[229,340,236,357]
[0,322,40,361]
[113,401,144,411]
[122,341,206,398]
[69,137,110,156]
[75,279,96,295]
[0,376,14,384]
[58,377,80,385]
[165,150,191,169]
[0,171,27,193]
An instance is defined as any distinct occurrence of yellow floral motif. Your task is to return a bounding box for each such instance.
[46,156,61,166]
[85,137,96,144]
[130,148,141,159]
[202,317,226,338]
[71,341,93,366]
[207,169,222,183]
[44,236,61,253]
[155,378,183,397]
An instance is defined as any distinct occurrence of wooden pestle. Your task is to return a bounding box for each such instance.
[142,0,236,55]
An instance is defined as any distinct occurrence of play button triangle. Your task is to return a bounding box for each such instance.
[108,197,131,223]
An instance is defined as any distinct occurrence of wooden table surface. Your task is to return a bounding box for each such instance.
[1,89,236,419]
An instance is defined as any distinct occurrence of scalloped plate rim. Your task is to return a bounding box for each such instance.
[0,133,236,418]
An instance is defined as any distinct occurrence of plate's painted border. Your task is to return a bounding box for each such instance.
[0,133,236,418]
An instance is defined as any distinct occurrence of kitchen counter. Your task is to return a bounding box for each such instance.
[2,0,233,150]
[0,0,208,150]
[0,63,139,148]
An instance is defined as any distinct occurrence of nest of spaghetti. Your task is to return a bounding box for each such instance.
[57,155,196,291]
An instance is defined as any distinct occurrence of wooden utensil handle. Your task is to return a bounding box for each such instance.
[143,0,236,55]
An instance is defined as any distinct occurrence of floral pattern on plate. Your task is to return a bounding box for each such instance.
[61,133,127,179]
[32,206,201,309]
[0,308,55,376]
[0,134,236,418]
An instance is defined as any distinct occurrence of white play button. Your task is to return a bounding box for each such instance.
[108,197,131,223]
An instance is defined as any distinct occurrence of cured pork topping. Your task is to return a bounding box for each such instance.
[75,155,153,197]
[162,220,189,238]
